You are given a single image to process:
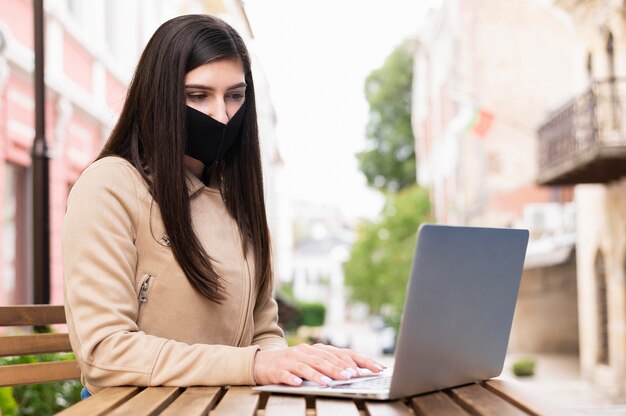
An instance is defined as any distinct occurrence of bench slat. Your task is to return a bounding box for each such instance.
[210,386,259,416]
[450,383,530,415]
[56,387,141,416]
[264,395,306,416]
[412,391,470,415]
[316,398,360,416]
[159,387,222,416]
[0,333,73,357]
[0,360,80,386]
[366,400,413,416]
[485,380,576,416]
[108,386,181,416]
[0,305,67,326]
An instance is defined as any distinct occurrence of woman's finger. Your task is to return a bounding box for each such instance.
[278,369,303,386]
[311,343,383,374]
[299,344,358,377]
[346,351,386,373]
[311,344,359,374]
[289,361,335,386]
[297,350,355,381]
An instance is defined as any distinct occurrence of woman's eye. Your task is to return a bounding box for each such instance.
[228,93,245,101]
[186,94,206,101]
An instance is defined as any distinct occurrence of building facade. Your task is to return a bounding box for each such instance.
[538,0,626,396]
[0,0,283,307]
[290,200,354,330]
[412,0,580,354]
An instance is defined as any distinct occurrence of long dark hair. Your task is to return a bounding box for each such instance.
[98,14,271,303]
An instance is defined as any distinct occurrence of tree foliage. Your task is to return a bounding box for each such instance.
[357,40,415,192]
[344,186,430,324]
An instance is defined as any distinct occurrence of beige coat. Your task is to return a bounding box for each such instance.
[62,156,286,394]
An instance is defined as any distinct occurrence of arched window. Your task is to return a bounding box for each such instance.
[586,52,593,80]
[595,250,609,365]
[606,31,614,79]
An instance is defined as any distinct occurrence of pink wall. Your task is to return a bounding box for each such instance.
[63,32,94,93]
[0,11,127,305]
[106,72,127,113]
[0,0,34,50]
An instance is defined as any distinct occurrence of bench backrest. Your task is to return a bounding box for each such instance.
[0,305,81,387]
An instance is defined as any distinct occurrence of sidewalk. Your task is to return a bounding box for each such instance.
[499,353,626,415]
[325,320,626,414]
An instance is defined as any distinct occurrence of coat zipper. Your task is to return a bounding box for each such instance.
[138,274,153,304]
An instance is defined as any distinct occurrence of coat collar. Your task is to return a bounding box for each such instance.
[184,168,222,197]
[184,169,206,197]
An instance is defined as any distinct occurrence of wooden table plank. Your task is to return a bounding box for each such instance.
[485,380,579,416]
[366,400,413,416]
[56,387,141,416]
[57,382,559,415]
[412,391,470,415]
[210,386,260,416]
[108,386,181,416]
[450,384,529,415]
[316,398,360,416]
[160,387,222,416]
[264,395,307,416]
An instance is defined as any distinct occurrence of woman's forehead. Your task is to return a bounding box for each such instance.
[185,57,245,86]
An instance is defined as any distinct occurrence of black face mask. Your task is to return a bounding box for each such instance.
[185,103,246,168]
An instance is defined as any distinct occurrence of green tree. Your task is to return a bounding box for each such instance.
[357,40,415,192]
[344,186,430,325]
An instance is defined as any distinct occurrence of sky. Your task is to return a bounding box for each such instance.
[244,1,428,220]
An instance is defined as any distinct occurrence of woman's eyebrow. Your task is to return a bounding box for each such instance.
[184,82,247,91]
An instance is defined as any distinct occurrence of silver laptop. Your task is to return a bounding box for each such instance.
[254,224,529,400]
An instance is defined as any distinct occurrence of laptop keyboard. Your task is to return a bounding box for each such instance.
[331,376,391,390]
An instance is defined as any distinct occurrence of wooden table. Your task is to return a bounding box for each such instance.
[56,379,577,415]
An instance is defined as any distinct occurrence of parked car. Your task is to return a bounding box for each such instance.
[380,326,396,355]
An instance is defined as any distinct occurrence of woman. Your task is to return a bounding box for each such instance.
[62,14,384,398]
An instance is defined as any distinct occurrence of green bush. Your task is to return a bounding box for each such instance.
[298,302,326,327]
[0,387,18,415]
[0,353,82,415]
[512,357,535,377]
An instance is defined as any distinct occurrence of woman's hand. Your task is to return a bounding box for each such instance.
[253,343,385,386]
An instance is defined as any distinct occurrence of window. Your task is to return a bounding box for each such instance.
[595,250,609,365]
[66,0,79,19]
[104,0,117,55]
[606,31,614,78]
[2,164,28,305]
[605,31,620,131]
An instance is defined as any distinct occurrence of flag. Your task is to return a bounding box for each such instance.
[470,109,494,139]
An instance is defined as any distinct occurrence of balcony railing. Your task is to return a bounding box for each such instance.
[537,78,626,185]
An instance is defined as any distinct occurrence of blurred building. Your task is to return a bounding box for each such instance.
[538,0,626,397]
[412,0,580,355]
[0,0,283,306]
[288,200,354,342]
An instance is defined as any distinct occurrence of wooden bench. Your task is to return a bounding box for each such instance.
[0,305,81,387]
[55,381,575,415]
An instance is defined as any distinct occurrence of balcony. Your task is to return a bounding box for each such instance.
[552,0,611,17]
[537,78,626,185]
